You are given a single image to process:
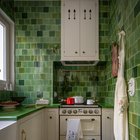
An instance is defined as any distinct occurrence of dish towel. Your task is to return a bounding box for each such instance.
[66,119,83,140]
[114,30,129,140]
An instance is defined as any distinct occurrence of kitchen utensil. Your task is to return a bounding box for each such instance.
[73,96,84,104]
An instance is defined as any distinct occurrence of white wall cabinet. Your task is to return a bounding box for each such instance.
[61,0,99,61]
[17,110,44,140]
[45,108,59,140]
[102,108,114,140]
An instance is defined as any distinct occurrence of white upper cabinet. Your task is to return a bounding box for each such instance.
[61,0,99,61]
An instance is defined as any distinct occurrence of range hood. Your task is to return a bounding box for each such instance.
[61,60,99,66]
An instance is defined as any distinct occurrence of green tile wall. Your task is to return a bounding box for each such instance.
[0,0,14,21]
[14,0,61,104]
[105,0,140,139]
[14,0,109,104]
[53,62,100,103]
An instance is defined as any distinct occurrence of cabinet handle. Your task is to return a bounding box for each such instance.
[89,9,92,20]
[84,9,86,19]
[21,129,26,140]
[73,9,76,19]
[50,116,52,119]
[68,9,70,19]
[75,51,78,54]
[82,51,85,54]
[91,118,95,121]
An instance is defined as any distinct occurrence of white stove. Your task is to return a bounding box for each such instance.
[59,104,101,140]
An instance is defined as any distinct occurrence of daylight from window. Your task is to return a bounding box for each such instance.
[0,23,4,80]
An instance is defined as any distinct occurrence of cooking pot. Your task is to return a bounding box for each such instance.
[73,96,84,104]
[86,99,95,105]
[65,97,75,105]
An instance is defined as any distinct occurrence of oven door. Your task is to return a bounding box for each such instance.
[60,116,101,136]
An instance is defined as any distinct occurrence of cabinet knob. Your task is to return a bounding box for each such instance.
[65,118,68,121]
[50,116,52,119]
[107,116,110,119]
[91,118,95,121]
[75,51,78,54]
[82,51,85,54]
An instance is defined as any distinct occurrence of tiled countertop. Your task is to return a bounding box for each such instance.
[99,103,114,108]
[0,103,114,121]
[0,104,60,120]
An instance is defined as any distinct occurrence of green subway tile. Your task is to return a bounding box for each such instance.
[19,68,25,73]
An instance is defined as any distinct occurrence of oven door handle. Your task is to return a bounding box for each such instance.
[65,118,95,121]
[81,118,95,121]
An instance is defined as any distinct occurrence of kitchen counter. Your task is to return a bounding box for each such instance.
[0,121,16,130]
[99,103,114,108]
[0,104,60,120]
[0,103,114,121]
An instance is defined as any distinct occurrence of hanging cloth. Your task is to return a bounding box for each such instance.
[112,43,119,77]
[114,31,129,140]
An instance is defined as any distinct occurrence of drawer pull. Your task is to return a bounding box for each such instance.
[21,129,26,140]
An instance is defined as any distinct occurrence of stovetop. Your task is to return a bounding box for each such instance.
[60,104,99,108]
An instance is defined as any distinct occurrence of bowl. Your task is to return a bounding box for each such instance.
[11,96,26,103]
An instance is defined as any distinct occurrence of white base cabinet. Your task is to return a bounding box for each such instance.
[17,110,44,140]
[102,108,114,140]
[45,108,59,140]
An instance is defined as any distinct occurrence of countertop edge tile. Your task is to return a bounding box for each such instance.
[0,104,60,120]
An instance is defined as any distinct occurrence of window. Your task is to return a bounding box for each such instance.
[0,8,15,90]
[0,17,7,81]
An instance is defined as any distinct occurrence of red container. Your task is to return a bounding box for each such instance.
[66,97,75,105]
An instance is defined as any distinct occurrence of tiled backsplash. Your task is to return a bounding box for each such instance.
[53,62,101,103]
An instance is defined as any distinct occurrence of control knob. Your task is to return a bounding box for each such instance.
[94,109,99,114]
[68,110,72,114]
[89,110,93,114]
[83,110,87,114]
[73,110,77,114]
[62,110,66,114]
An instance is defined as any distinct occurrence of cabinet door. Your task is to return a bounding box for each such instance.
[19,110,44,140]
[80,0,98,59]
[102,109,114,140]
[45,109,59,140]
[61,0,80,58]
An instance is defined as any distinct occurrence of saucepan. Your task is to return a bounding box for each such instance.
[73,96,84,104]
